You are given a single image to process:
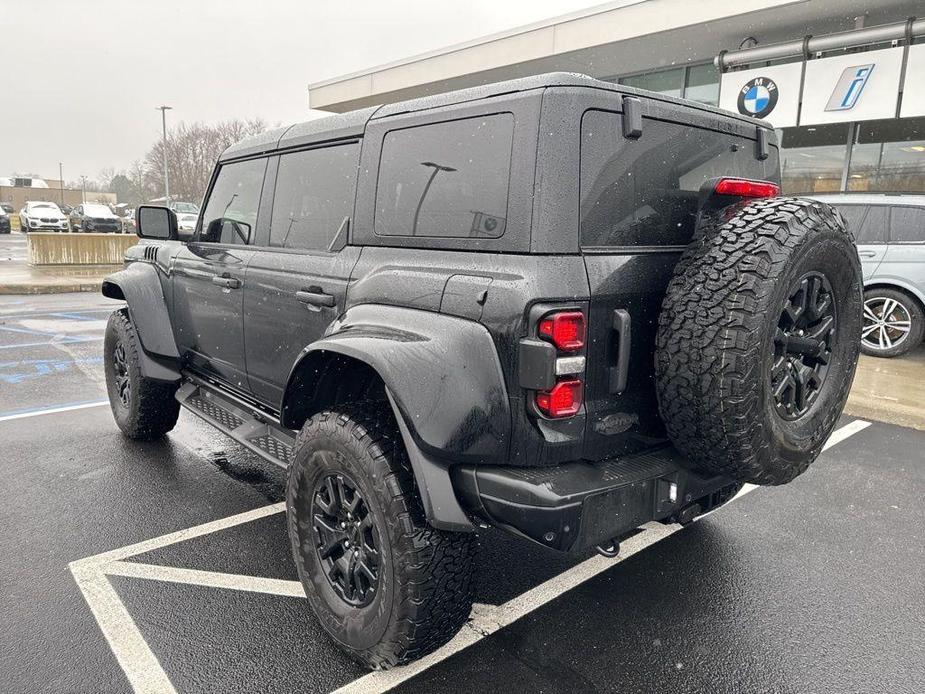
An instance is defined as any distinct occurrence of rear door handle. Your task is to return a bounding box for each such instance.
[211,275,241,289]
[296,288,335,307]
[858,250,877,258]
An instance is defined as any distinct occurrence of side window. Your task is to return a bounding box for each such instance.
[580,111,779,247]
[269,143,359,251]
[889,206,925,243]
[856,205,889,244]
[199,157,267,245]
[834,205,867,240]
[375,114,514,238]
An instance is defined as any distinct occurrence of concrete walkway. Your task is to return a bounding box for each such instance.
[0,261,120,294]
[846,345,925,431]
[0,231,119,294]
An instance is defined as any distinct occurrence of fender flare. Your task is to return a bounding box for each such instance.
[864,276,925,309]
[281,304,512,531]
[101,263,181,382]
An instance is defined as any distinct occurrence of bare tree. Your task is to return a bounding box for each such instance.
[144,118,266,203]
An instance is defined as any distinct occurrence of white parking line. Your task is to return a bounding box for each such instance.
[105,561,307,598]
[69,420,870,694]
[0,400,108,423]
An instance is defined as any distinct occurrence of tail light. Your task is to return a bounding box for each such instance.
[714,178,780,199]
[532,309,586,418]
[536,379,582,418]
[538,311,585,352]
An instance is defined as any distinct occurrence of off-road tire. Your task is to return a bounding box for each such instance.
[655,198,862,485]
[287,404,476,670]
[104,309,180,440]
[860,287,924,358]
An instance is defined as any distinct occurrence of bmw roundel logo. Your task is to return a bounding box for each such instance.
[737,77,779,119]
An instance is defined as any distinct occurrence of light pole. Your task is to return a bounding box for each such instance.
[156,105,173,205]
[59,162,64,207]
[80,175,87,204]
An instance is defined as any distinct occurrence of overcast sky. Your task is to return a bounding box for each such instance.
[2,0,597,182]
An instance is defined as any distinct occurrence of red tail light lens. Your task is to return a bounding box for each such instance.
[538,311,585,352]
[536,379,582,418]
[714,178,780,198]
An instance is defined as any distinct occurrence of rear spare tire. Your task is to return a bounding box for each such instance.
[655,198,862,485]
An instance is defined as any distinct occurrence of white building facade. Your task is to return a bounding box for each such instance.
[308,0,925,194]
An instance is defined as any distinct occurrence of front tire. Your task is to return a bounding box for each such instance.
[104,309,180,440]
[861,288,924,358]
[287,405,476,670]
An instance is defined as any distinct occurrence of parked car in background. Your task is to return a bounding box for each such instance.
[0,207,10,234]
[68,203,123,233]
[0,203,14,214]
[169,201,200,233]
[19,201,68,232]
[121,208,136,233]
[811,193,925,358]
[60,204,74,215]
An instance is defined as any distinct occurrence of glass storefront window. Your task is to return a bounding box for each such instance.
[778,124,850,194]
[847,117,925,192]
[621,68,684,97]
[685,63,719,106]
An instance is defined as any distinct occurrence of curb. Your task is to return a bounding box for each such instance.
[0,280,104,295]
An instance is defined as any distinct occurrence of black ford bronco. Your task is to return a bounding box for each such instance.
[102,73,861,669]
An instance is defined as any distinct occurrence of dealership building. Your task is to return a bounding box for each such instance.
[308,0,925,195]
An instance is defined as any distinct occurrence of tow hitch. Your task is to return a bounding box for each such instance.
[595,539,621,558]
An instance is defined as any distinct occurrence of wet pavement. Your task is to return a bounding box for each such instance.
[1,292,923,694]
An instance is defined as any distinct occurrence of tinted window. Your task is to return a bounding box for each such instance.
[833,205,867,239]
[199,157,267,245]
[890,206,925,243]
[375,114,514,238]
[857,205,889,244]
[580,111,779,247]
[269,144,358,251]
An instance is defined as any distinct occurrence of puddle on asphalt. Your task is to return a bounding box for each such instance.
[201,449,286,502]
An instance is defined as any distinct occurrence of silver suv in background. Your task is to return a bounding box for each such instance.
[811,194,925,358]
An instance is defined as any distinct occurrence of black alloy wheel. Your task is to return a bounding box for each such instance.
[111,340,131,409]
[311,471,380,607]
[771,272,836,420]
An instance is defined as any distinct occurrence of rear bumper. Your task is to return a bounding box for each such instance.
[452,446,740,552]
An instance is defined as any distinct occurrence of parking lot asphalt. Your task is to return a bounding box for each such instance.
[1,292,923,694]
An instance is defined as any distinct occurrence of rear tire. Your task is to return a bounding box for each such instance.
[861,288,924,358]
[655,198,862,485]
[287,404,476,670]
[104,309,180,440]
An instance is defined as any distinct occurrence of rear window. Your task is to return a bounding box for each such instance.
[890,206,925,243]
[580,111,779,247]
[375,114,514,238]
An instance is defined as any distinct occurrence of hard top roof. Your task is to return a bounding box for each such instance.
[221,72,773,161]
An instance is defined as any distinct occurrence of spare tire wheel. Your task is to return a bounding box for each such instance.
[655,197,862,485]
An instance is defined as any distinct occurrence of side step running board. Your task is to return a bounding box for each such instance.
[176,381,296,468]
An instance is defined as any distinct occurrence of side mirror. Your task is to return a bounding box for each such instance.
[136,205,178,240]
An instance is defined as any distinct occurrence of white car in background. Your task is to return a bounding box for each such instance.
[170,201,200,232]
[19,201,69,232]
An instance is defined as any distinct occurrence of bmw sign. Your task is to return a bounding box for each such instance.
[719,62,801,127]
[737,77,779,119]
